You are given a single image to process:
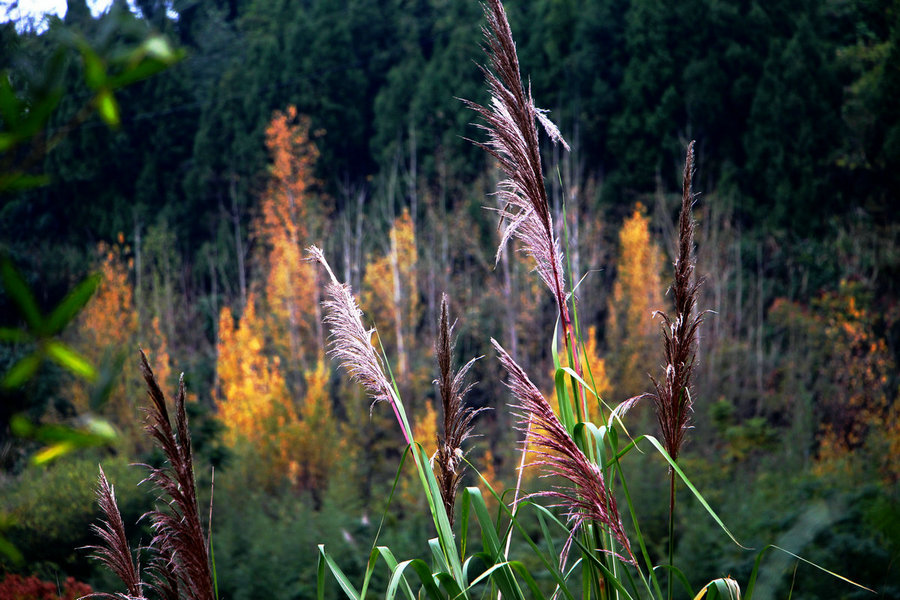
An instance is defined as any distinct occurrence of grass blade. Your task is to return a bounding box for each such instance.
[644,435,747,549]
[317,545,361,600]
[743,545,874,599]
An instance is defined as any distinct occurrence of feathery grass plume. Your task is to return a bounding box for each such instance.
[465,0,587,417]
[650,141,703,462]
[85,466,144,600]
[307,245,411,445]
[465,0,566,299]
[138,350,215,600]
[492,338,634,564]
[650,142,703,600]
[434,293,484,525]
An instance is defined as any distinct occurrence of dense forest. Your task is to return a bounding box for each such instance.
[1,0,898,598]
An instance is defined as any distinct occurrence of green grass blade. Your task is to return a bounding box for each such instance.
[743,545,874,599]
[465,560,546,600]
[464,471,578,600]
[377,546,417,600]
[571,539,636,600]
[210,528,219,600]
[462,487,526,600]
[653,564,694,599]
[386,559,444,600]
[317,544,361,600]
[644,435,747,549]
[554,368,576,435]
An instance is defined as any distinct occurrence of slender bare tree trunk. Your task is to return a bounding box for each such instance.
[230,176,247,310]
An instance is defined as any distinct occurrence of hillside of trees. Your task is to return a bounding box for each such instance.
[1,0,898,597]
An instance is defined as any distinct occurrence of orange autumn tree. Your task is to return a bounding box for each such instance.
[768,282,898,482]
[257,105,322,373]
[606,203,665,401]
[362,208,420,381]
[70,237,142,443]
[215,106,342,494]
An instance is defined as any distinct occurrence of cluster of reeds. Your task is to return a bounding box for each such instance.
[85,351,215,600]
[86,2,869,600]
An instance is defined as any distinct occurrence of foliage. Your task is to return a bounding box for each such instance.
[0,455,145,579]
[0,573,92,600]
[215,295,300,488]
[69,239,141,437]
[257,105,323,372]
[606,203,664,401]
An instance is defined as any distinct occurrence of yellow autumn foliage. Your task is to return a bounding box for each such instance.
[291,360,341,494]
[607,203,664,401]
[400,398,439,507]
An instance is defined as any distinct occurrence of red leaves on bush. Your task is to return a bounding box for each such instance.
[0,574,92,600]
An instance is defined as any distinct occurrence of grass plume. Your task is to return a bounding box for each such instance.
[464,0,588,419]
[307,245,411,445]
[650,140,703,463]
[492,338,634,564]
[434,293,483,525]
[85,466,144,600]
[138,350,214,600]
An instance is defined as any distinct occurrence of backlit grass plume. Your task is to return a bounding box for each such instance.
[492,338,634,564]
[85,466,144,600]
[307,245,411,445]
[650,141,703,463]
[465,0,587,417]
[139,350,215,600]
[434,293,483,525]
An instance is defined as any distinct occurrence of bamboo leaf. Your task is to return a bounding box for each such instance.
[46,341,96,380]
[0,535,23,565]
[46,273,100,334]
[32,440,77,465]
[0,328,28,342]
[2,353,41,389]
[1,259,42,331]
[96,89,120,127]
